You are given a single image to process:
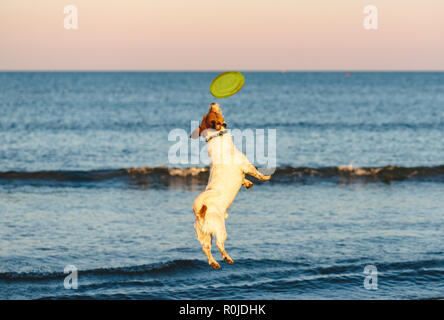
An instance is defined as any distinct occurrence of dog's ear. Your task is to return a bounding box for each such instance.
[199,114,208,136]
[190,114,207,139]
[190,127,199,139]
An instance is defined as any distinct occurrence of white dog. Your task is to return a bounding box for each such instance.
[190,103,272,269]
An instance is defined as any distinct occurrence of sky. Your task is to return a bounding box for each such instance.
[0,0,443,71]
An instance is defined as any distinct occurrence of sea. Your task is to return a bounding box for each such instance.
[0,72,443,299]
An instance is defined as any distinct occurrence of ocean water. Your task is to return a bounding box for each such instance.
[0,72,443,299]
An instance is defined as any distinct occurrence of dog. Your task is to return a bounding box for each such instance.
[190,103,272,269]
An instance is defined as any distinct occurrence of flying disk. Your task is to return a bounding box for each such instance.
[210,71,245,98]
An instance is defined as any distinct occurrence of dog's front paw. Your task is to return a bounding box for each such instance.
[243,180,254,189]
[262,175,272,181]
[210,261,221,269]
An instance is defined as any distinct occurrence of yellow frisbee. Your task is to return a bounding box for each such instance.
[210,71,245,98]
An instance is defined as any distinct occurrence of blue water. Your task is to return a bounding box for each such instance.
[0,72,443,299]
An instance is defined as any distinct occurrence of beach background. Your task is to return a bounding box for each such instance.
[0,71,443,299]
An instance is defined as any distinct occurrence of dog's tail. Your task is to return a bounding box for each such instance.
[194,204,207,220]
[193,191,215,220]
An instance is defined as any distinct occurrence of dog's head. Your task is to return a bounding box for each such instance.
[190,103,227,139]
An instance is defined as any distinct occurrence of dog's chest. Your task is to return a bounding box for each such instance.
[206,134,235,164]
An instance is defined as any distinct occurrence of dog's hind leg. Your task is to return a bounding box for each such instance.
[215,229,234,264]
[217,241,234,264]
[194,221,220,269]
[199,233,220,269]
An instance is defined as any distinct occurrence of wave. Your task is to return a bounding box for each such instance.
[0,259,205,281]
[2,257,443,282]
[0,258,296,282]
[1,164,444,186]
[3,257,443,299]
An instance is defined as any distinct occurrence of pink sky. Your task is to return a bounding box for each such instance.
[1,0,443,70]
